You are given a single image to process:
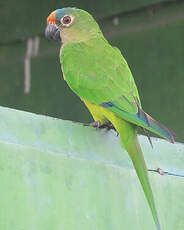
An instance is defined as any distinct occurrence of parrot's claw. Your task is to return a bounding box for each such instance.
[99,121,119,136]
[83,121,119,135]
[100,121,114,130]
[83,121,101,128]
[90,121,101,128]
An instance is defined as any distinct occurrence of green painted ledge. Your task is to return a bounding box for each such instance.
[0,106,183,230]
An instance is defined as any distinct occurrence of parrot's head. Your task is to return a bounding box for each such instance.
[45,7,103,44]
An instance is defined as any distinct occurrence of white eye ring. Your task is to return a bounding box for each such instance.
[61,15,74,27]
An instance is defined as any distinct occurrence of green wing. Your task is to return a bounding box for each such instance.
[61,37,174,142]
[61,38,140,111]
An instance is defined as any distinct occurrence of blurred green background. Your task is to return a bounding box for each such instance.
[0,0,184,142]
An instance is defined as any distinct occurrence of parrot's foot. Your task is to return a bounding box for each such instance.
[83,120,101,128]
[99,121,115,130]
[99,121,119,136]
[90,121,101,128]
[83,121,119,135]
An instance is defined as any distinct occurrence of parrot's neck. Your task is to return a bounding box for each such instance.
[60,27,104,44]
[60,36,109,59]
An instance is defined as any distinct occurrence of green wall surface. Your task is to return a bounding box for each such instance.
[0,0,183,142]
[0,106,184,230]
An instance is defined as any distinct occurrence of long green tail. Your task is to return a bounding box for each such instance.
[114,118,161,230]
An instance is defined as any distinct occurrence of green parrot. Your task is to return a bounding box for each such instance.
[45,7,175,230]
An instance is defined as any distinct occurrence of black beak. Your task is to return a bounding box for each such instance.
[45,24,61,41]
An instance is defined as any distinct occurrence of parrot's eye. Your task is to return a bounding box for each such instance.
[61,15,72,26]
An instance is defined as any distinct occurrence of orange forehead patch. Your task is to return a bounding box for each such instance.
[47,10,56,24]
